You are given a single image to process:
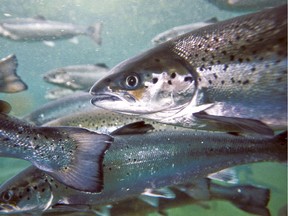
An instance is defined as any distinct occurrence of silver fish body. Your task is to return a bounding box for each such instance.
[0,54,27,93]
[0,17,102,44]
[207,0,287,11]
[90,5,287,135]
[0,111,113,193]
[152,17,218,45]
[43,64,109,90]
[0,128,285,214]
[22,92,94,126]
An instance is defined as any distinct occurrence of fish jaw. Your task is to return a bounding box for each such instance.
[90,44,198,117]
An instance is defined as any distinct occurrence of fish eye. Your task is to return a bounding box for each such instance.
[125,74,140,89]
[2,190,13,202]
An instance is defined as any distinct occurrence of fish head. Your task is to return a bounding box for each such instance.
[90,46,197,118]
[43,69,70,85]
[0,167,53,214]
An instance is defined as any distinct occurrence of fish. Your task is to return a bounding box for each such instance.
[207,0,287,11]
[151,17,218,45]
[0,168,271,216]
[0,16,102,45]
[0,103,113,193]
[0,54,27,93]
[22,92,94,126]
[90,5,287,136]
[0,121,285,215]
[44,88,84,100]
[43,63,109,90]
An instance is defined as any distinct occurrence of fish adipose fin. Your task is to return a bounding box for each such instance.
[40,127,113,193]
[86,22,102,45]
[110,121,154,136]
[0,100,11,113]
[193,111,274,136]
[0,54,28,93]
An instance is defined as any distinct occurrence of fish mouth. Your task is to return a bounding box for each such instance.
[0,204,18,212]
[91,93,136,105]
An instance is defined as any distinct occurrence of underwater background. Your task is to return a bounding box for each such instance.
[0,0,286,215]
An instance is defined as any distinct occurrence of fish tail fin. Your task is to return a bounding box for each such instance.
[39,126,113,193]
[230,185,270,216]
[87,22,102,45]
[0,54,28,93]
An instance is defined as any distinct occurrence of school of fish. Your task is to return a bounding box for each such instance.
[0,2,287,216]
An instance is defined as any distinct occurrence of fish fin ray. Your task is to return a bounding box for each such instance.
[208,168,238,184]
[0,54,28,93]
[193,111,274,136]
[110,121,154,136]
[40,127,113,192]
[0,100,11,113]
[87,22,102,45]
[141,188,176,199]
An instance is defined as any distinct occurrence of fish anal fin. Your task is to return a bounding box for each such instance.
[0,100,11,113]
[40,127,113,193]
[110,121,154,136]
[193,111,274,136]
[208,168,239,184]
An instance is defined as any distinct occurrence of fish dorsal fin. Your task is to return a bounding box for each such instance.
[110,121,154,136]
[205,17,218,23]
[34,15,46,20]
[0,100,12,113]
[95,63,109,69]
[208,168,239,184]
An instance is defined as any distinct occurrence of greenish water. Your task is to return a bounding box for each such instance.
[0,1,286,215]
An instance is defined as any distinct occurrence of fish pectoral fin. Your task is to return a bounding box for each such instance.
[141,188,176,199]
[0,100,11,113]
[208,168,238,184]
[193,111,274,136]
[43,41,55,47]
[110,121,154,136]
[40,127,113,193]
[138,195,159,208]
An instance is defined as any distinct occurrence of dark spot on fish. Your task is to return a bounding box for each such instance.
[235,35,241,40]
[126,172,130,176]
[238,58,243,63]
[34,137,37,140]
[213,73,218,79]
[275,59,282,64]
[24,147,27,151]
[109,167,112,171]
[34,145,40,150]
[27,197,30,200]
[276,77,282,82]
[242,80,249,85]
[152,78,158,84]
[18,131,22,134]
[210,148,214,152]
[104,78,111,84]
[240,45,246,50]
[258,38,264,42]
[211,54,215,59]
[230,55,235,61]
[265,64,270,68]
[237,80,242,84]
[221,80,225,84]
[203,36,209,40]
[195,54,198,57]
[246,58,251,62]
[154,58,160,62]
[252,50,257,55]
[198,44,202,48]
[251,67,256,72]
[55,184,58,188]
[213,37,219,42]
[223,64,229,71]
[44,135,48,139]
[207,44,211,48]
[144,85,148,88]
[246,38,251,43]
[26,188,30,192]
[209,61,214,65]
[34,186,38,190]
[3,137,10,141]
[208,66,212,71]
[134,159,137,162]
[69,150,73,153]
[215,47,219,50]
[221,50,227,55]
[208,80,212,84]
[228,40,233,45]
[170,72,176,79]
[61,146,64,151]
[184,76,193,83]
[231,78,235,83]
[41,188,45,192]
[201,57,206,62]
[259,57,264,61]
[198,78,202,82]
[19,195,22,198]
[204,49,209,53]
